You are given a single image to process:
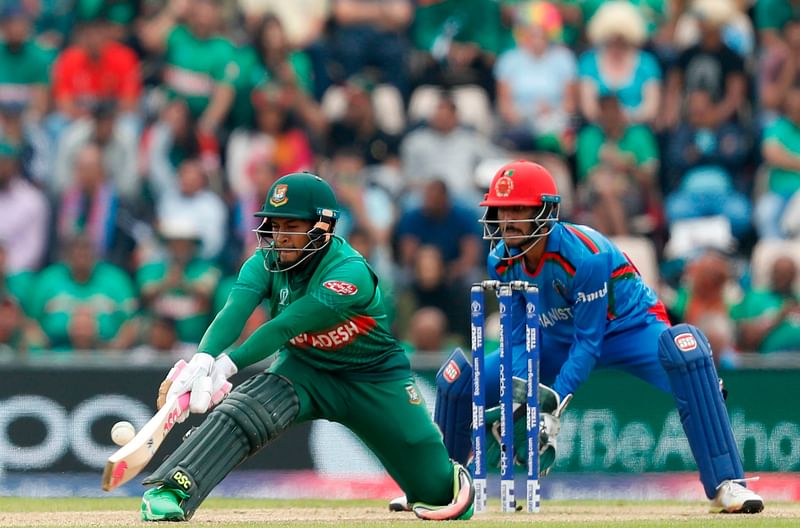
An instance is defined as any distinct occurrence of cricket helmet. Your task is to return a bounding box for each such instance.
[479,160,561,254]
[253,172,340,272]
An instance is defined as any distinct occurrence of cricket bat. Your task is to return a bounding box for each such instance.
[101,391,191,492]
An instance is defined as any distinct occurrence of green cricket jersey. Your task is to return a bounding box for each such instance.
[199,236,410,380]
[30,262,137,350]
[0,40,51,106]
[137,259,221,344]
[163,25,238,118]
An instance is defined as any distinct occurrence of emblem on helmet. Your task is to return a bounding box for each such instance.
[270,184,288,206]
[495,175,514,197]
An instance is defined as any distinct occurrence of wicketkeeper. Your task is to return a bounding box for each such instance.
[140,173,474,521]
[428,160,764,514]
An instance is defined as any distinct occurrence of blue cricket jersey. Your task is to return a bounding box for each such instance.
[487,222,670,398]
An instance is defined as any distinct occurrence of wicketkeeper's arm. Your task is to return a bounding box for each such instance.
[552,252,612,398]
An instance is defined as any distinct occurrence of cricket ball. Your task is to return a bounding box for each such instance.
[111,421,136,446]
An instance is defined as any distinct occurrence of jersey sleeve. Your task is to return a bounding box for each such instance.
[552,251,613,398]
[228,259,377,368]
[197,254,270,357]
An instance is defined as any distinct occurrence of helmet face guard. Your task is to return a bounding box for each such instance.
[479,195,560,259]
[253,208,338,272]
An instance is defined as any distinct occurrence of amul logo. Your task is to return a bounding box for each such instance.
[674,332,698,352]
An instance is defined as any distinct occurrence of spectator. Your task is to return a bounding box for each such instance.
[325,147,395,245]
[733,255,800,353]
[329,0,412,94]
[0,293,46,355]
[576,94,661,236]
[226,83,314,182]
[756,87,800,239]
[139,0,238,133]
[403,306,449,357]
[669,250,737,327]
[405,244,469,341]
[230,154,279,244]
[327,75,401,166]
[755,0,800,52]
[57,143,124,261]
[664,165,752,242]
[661,0,746,131]
[0,244,34,314]
[0,4,51,121]
[155,158,227,260]
[665,88,748,189]
[495,2,578,154]
[401,95,502,205]
[228,15,325,135]
[0,142,48,272]
[29,234,138,351]
[54,100,139,199]
[137,217,221,345]
[142,98,221,199]
[673,0,755,59]
[579,1,662,126]
[394,179,482,286]
[758,19,800,125]
[0,100,51,185]
[411,0,506,96]
[238,0,330,50]
[51,14,141,127]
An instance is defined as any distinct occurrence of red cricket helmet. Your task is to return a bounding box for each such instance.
[479,160,561,257]
[480,160,560,207]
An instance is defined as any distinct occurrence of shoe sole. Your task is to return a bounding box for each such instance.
[711,500,765,514]
[388,503,410,512]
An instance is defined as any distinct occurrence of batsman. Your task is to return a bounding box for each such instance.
[139,172,474,521]
[430,160,765,514]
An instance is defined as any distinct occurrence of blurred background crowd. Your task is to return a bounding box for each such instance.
[0,0,798,367]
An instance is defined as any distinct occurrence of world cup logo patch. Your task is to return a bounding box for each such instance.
[270,184,288,206]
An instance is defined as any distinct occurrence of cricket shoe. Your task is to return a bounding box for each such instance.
[709,479,764,514]
[411,463,474,521]
[141,486,189,521]
[388,495,410,512]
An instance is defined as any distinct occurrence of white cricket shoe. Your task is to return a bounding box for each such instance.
[709,479,764,513]
[388,495,410,512]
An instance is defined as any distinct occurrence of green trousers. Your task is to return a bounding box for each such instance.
[269,353,455,505]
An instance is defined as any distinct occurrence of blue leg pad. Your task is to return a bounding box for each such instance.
[658,324,744,499]
[434,348,473,465]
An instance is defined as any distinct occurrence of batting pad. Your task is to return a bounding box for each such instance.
[143,373,299,518]
[658,324,744,499]
[434,348,474,465]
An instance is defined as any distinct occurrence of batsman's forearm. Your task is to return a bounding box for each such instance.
[228,295,345,368]
[197,288,261,358]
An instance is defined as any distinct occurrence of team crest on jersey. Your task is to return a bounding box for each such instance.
[270,184,288,206]
[406,384,421,405]
[323,280,358,295]
[674,332,698,352]
[495,175,514,197]
[443,360,461,383]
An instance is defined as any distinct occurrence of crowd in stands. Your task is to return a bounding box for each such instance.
[0,0,798,365]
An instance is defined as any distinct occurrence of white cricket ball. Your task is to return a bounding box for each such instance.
[111,421,136,446]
